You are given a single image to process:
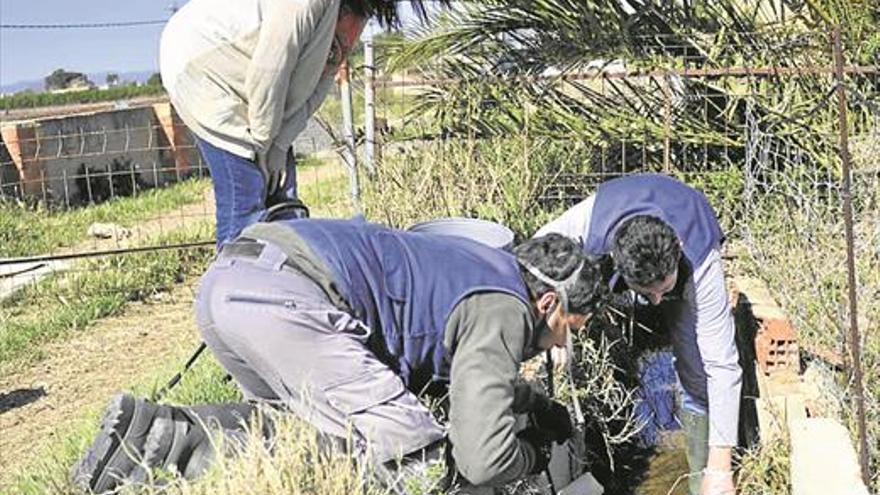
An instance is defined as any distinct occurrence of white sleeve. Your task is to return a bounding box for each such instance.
[245,0,335,153]
[694,249,742,447]
[533,195,596,241]
[274,73,335,150]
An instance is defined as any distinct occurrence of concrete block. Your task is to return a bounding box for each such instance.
[754,363,808,442]
[790,418,869,495]
[755,396,790,442]
[548,442,573,488]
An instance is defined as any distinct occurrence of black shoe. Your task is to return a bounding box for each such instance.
[71,394,162,494]
[263,199,310,222]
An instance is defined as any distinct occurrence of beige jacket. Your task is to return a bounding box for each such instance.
[160,0,339,160]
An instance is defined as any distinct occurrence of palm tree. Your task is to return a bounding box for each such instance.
[384,0,878,173]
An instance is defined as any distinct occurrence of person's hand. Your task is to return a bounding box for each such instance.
[518,427,551,475]
[700,468,735,495]
[257,144,288,196]
[549,345,568,374]
[532,396,573,444]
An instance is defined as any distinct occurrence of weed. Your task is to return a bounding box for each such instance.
[0,178,210,258]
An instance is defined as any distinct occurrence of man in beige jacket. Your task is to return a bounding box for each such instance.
[160,0,438,246]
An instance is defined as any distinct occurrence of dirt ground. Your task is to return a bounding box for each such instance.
[0,160,348,489]
[0,287,200,488]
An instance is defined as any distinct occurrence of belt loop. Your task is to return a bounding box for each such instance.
[255,241,289,271]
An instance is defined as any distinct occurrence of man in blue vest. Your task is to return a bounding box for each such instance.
[536,174,741,495]
[72,219,605,493]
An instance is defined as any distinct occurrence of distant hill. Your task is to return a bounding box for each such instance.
[1,70,156,95]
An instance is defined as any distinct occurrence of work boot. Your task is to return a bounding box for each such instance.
[139,403,261,480]
[262,199,310,222]
[71,393,164,493]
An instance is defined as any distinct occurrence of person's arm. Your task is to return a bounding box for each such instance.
[693,250,741,480]
[245,0,335,154]
[446,293,539,486]
[271,73,335,151]
[533,195,596,240]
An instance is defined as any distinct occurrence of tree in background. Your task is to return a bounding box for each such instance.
[106,73,120,87]
[387,0,879,172]
[44,69,94,91]
[146,73,163,87]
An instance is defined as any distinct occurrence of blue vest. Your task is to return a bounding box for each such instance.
[279,218,530,386]
[584,174,725,408]
[584,173,724,268]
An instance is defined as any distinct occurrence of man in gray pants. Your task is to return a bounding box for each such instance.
[72,218,605,493]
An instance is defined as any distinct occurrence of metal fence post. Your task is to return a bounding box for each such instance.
[338,60,360,210]
[832,25,870,485]
[364,31,377,176]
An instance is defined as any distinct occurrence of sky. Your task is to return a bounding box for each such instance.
[0,0,182,87]
[0,0,432,89]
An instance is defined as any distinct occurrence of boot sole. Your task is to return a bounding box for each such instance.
[71,394,157,493]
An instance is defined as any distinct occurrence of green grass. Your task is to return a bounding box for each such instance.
[0,178,211,258]
[299,162,355,219]
[317,84,420,130]
[6,162,367,495]
[0,84,165,111]
[0,222,215,375]
[11,348,240,495]
[0,157,349,375]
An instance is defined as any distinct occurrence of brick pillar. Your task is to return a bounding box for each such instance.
[152,102,192,175]
[0,123,44,196]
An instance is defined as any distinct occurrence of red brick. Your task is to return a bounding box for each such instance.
[755,317,799,375]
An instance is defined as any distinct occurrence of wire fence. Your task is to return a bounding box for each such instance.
[356,28,878,486]
[0,23,878,489]
[0,101,351,308]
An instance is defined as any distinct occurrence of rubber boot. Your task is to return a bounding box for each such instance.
[71,394,165,494]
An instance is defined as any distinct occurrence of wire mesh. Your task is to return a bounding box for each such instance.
[360,28,878,487]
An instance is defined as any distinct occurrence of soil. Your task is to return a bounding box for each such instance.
[634,435,691,495]
[0,287,200,489]
[0,160,347,489]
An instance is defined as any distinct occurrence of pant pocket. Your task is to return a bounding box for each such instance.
[226,291,298,310]
[324,371,404,416]
[323,371,444,463]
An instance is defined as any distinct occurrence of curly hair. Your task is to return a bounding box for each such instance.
[611,215,681,287]
[341,0,449,27]
[513,233,606,314]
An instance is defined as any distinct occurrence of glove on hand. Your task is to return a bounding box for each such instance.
[532,395,574,444]
[257,144,289,197]
[518,427,552,475]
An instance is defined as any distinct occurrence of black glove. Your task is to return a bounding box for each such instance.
[518,427,551,475]
[532,396,573,444]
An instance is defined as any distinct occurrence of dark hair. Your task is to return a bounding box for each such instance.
[513,233,605,314]
[341,0,449,27]
[611,215,681,287]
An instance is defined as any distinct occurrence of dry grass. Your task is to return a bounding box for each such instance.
[148,416,392,495]
[363,137,592,236]
[735,437,792,494]
[730,166,880,491]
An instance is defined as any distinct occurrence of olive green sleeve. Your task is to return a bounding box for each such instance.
[444,292,540,486]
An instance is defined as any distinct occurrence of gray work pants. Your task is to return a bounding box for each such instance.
[194,241,446,464]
